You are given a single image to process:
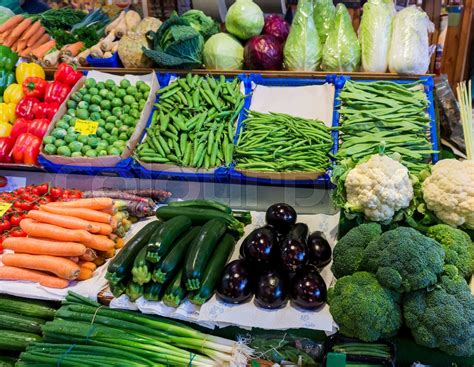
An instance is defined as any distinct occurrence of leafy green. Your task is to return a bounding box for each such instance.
[31,8,86,34]
[203,33,244,70]
[182,9,220,40]
[313,0,336,46]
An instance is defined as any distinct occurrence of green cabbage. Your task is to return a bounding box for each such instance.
[283,0,321,71]
[359,0,393,72]
[182,9,220,40]
[203,33,244,70]
[322,3,361,72]
[225,0,264,40]
[313,0,336,46]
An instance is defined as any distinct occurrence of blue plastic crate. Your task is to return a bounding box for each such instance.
[86,52,122,68]
[132,73,250,183]
[229,74,343,188]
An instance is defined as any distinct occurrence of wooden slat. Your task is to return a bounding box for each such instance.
[454,0,474,83]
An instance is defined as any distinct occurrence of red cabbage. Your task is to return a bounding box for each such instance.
[263,15,290,43]
[244,35,283,70]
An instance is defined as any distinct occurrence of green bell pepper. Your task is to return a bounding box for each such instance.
[0,45,18,72]
[0,69,16,96]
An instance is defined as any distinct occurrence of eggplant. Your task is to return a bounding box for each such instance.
[279,223,309,272]
[240,226,278,263]
[216,259,254,304]
[291,268,327,310]
[265,203,297,234]
[307,231,332,268]
[255,269,288,309]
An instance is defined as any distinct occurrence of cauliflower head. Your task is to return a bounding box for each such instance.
[344,155,414,222]
[422,159,474,229]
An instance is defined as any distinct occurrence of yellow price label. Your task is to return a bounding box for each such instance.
[74,119,99,136]
[0,202,12,217]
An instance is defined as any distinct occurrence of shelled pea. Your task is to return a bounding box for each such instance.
[135,73,245,169]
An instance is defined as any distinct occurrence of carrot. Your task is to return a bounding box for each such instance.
[0,266,69,289]
[26,26,46,47]
[78,261,97,271]
[29,33,49,49]
[21,20,41,41]
[31,39,56,60]
[47,198,114,211]
[100,207,116,215]
[40,206,112,224]
[3,237,86,257]
[88,221,113,235]
[79,248,97,262]
[2,253,80,280]
[77,266,94,281]
[93,257,106,267]
[115,238,125,249]
[27,210,102,233]
[20,47,32,58]
[64,41,84,57]
[0,15,24,33]
[6,18,32,47]
[15,39,28,53]
[98,247,115,259]
[86,234,115,252]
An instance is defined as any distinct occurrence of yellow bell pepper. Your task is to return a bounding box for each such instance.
[3,83,24,104]
[15,63,45,86]
[0,121,12,137]
[0,103,16,124]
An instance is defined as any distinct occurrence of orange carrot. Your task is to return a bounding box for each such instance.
[3,237,86,257]
[77,266,94,281]
[64,41,84,57]
[47,198,113,211]
[15,39,27,53]
[0,266,69,289]
[9,18,32,39]
[21,20,41,41]
[78,261,97,271]
[0,15,24,33]
[79,248,97,262]
[40,206,112,224]
[29,33,49,49]
[99,207,116,215]
[86,235,115,252]
[88,221,113,235]
[2,254,80,280]
[31,39,56,60]
[115,238,125,249]
[93,257,106,267]
[98,247,115,259]
[26,26,46,47]
[20,47,32,58]
[27,210,102,233]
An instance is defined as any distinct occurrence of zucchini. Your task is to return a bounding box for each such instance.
[0,295,55,319]
[131,246,152,285]
[0,310,45,334]
[0,357,16,367]
[106,221,160,284]
[190,233,236,305]
[162,269,187,308]
[143,282,165,302]
[156,206,244,236]
[152,226,201,283]
[146,216,192,263]
[0,330,41,351]
[125,280,143,302]
[184,219,226,290]
[109,279,127,298]
[168,200,232,214]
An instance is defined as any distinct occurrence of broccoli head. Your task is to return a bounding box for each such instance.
[426,224,474,279]
[403,265,474,356]
[328,271,402,342]
[362,227,445,293]
[331,223,382,279]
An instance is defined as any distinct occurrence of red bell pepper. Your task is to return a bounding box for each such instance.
[44,81,71,104]
[12,133,41,165]
[0,137,14,163]
[27,119,50,138]
[54,63,83,87]
[15,96,40,120]
[34,102,59,120]
[22,77,48,100]
[10,118,29,139]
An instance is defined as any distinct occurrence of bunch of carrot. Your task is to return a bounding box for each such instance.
[0,15,55,59]
[0,197,127,289]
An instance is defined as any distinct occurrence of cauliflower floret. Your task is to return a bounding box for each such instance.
[422,159,474,229]
[344,155,414,222]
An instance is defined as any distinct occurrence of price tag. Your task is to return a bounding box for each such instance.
[74,119,99,136]
[0,202,12,217]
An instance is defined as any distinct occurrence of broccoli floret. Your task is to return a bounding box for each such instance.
[331,223,382,279]
[362,227,445,293]
[328,272,402,342]
[426,224,474,279]
[403,265,474,356]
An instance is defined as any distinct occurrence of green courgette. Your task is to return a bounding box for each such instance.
[106,221,160,284]
[131,246,152,285]
[190,233,236,305]
[0,295,56,320]
[146,216,192,263]
[0,356,16,367]
[162,269,187,308]
[156,206,244,236]
[184,219,227,290]
[0,330,41,351]
[168,200,232,214]
[125,280,143,302]
[109,279,127,298]
[143,282,165,302]
[152,226,201,283]
[0,310,45,334]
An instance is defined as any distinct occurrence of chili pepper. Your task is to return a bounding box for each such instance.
[27,118,50,138]
[0,137,13,163]
[3,83,24,104]
[15,96,40,120]
[11,133,41,165]
[34,102,59,120]
[54,63,83,87]
[10,118,29,139]
[22,77,48,100]
[44,81,71,104]
[0,103,16,123]
[15,62,45,85]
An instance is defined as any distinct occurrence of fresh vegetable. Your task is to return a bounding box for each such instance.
[328,272,402,342]
[255,269,288,309]
[3,83,24,104]
[11,133,41,165]
[225,0,264,40]
[48,197,113,210]
[244,35,283,70]
[143,281,164,301]
[291,267,327,310]
[27,210,102,233]
[0,330,41,351]
[0,310,44,334]
[307,231,332,268]
[331,341,392,359]
[40,206,112,224]
[217,259,254,304]
[54,63,83,88]
[203,33,244,70]
[0,266,69,288]
[181,9,219,41]
[162,269,187,307]
[263,15,290,43]
[0,102,16,123]
[0,294,56,319]
[3,237,86,257]
[313,0,336,46]
[15,63,45,86]
[240,226,278,264]
[265,203,297,234]
[44,81,71,104]
[279,223,309,272]
[283,0,321,71]
[131,245,152,285]
[126,279,143,302]
[117,33,153,68]
[168,199,232,214]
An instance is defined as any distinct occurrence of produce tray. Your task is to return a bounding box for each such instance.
[229,74,343,188]
[132,73,250,183]
[86,52,122,68]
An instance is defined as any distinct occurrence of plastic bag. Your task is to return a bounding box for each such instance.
[359,0,393,72]
[388,6,434,75]
[322,3,361,72]
[313,0,336,46]
[0,6,16,24]
[283,0,321,71]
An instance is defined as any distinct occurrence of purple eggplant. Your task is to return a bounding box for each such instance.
[307,231,332,268]
[279,223,309,272]
[217,259,254,304]
[291,268,327,310]
[265,203,297,234]
[240,226,278,263]
[255,269,288,309]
